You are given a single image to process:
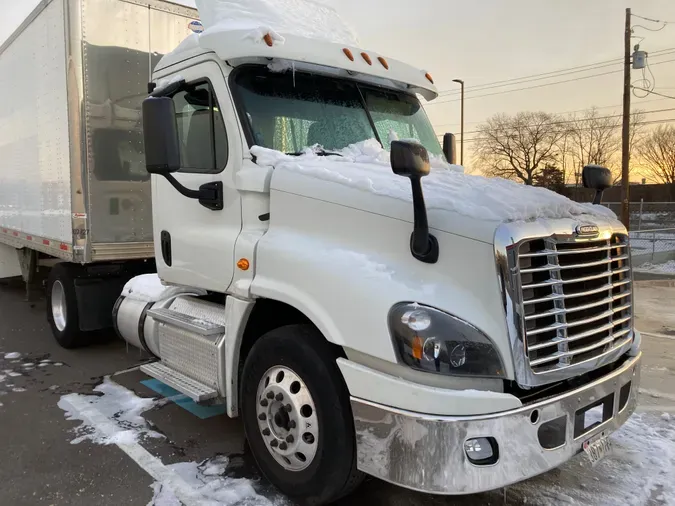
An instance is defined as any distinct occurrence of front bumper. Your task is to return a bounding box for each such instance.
[351,352,641,495]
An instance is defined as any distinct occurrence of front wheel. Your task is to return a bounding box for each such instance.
[241,325,364,505]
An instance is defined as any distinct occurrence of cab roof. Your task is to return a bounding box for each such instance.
[155,30,439,101]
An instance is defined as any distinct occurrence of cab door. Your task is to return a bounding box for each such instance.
[151,61,242,292]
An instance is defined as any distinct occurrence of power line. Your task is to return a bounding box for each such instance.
[432,96,672,129]
[434,47,675,97]
[633,13,675,25]
[454,117,675,144]
[433,107,675,138]
[425,58,675,107]
[632,88,675,100]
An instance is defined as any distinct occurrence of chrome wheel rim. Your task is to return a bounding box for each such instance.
[51,280,67,332]
[256,366,319,472]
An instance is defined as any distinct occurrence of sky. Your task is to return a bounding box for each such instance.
[2,0,674,161]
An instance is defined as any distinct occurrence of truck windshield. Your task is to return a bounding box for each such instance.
[231,66,443,156]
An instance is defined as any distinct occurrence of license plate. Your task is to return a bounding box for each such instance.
[583,434,612,466]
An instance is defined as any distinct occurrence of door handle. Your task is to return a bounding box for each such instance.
[160,231,172,266]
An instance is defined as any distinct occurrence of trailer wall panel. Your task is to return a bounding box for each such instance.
[0,0,72,244]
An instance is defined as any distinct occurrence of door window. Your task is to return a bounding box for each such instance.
[171,81,228,173]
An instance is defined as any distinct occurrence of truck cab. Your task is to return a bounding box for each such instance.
[113,15,642,505]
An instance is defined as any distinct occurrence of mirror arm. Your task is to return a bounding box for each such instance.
[163,173,202,199]
[161,174,224,211]
[409,177,439,264]
[592,190,604,205]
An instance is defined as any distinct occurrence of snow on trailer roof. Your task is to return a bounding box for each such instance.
[157,0,438,100]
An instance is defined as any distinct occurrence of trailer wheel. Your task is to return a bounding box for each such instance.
[46,263,87,349]
[241,324,364,505]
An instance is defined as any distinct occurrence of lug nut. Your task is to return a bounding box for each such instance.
[260,399,269,407]
[286,435,294,443]
[266,392,274,399]
[289,420,296,429]
[262,428,271,436]
[285,404,292,412]
[258,413,266,421]
[270,440,279,448]
[279,442,288,450]
[276,393,284,401]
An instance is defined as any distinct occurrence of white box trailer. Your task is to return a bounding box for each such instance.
[0,0,197,333]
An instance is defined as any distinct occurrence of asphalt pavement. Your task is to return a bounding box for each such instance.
[1,276,674,506]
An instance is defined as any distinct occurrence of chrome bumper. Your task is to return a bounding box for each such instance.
[351,352,641,495]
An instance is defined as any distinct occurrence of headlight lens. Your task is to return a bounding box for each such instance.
[389,303,505,378]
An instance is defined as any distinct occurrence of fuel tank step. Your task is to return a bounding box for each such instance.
[140,362,220,403]
[146,307,225,336]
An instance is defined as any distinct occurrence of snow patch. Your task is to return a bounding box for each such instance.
[12,387,26,393]
[58,377,163,445]
[4,352,20,360]
[195,0,359,46]
[514,413,675,505]
[251,140,617,223]
[121,274,207,303]
[148,456,285,506]
[636,260,675,274]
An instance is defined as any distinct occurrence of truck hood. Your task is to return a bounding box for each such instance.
[252,141,617,244]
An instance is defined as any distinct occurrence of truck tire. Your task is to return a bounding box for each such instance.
[241,324,364,505]
[46,263,88,349]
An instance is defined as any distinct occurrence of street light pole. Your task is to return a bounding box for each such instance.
[452,79,465,166]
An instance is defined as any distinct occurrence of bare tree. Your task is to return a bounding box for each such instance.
[638,125,675,189]
[474,112,566,185]
[565,108,646,184]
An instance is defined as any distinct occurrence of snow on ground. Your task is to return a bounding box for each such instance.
[252,140,617,223]
[149,456,288,506]
[4,352,20,360]
[507,412,675,506]
[58,379,286,505]
[636,260,675,274]
[58,377,163,445]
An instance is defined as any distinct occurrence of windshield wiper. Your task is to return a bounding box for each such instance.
[286,148,343,157]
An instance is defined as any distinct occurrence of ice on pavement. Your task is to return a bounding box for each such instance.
[58,377,163,445]
[251,140,617,223]
[4,352,21,360]
[121,273,207,303]
[149,456,287,506]
[195,0,358,46]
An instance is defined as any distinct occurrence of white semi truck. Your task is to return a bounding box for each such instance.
[1,1,641,504]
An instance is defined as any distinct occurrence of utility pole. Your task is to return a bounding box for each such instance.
[620,8,632,229]
[452,79,465,166]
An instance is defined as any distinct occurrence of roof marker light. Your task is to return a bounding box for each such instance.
[425,72,434,84]
[378,57,389,70]
[263,33,274,47]
[361,52,372,65]
[343,48,355,61]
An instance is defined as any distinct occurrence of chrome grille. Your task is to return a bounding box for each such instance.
[514,234,633,375]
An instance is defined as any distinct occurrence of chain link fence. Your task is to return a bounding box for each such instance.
[602,201,675,231]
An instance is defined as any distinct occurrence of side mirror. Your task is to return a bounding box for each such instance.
[390,140,439,264]
[582,165,612,205]
[142,96,181,175]
[443,133,457,165]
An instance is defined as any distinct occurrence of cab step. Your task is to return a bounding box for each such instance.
[140,361,219,403]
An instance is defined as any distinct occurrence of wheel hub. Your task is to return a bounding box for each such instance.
[51,280,67,332]
[256,366,319,472]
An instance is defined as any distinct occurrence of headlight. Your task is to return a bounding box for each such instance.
[388,303,505,378]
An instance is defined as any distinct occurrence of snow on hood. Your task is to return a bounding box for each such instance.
[251,140,617,223]
[194,0,359,46]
